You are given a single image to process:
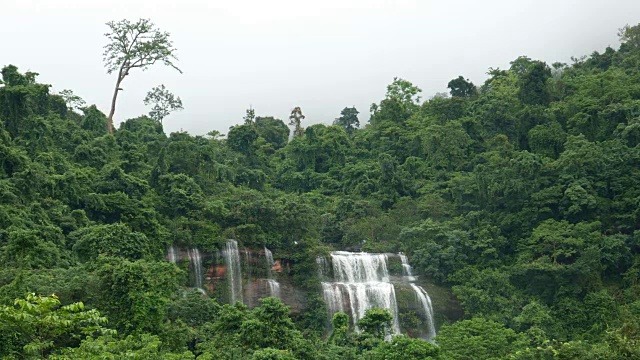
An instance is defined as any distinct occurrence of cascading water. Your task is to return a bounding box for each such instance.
[265,247,274,268]
[399,252,415,281]
[410,284,437,340]
[169,245,438,339]
[188,248,203,290]
[264,247,281,298]
[321,251,401,334]
[399,252,437,340]
[316,256,330,278]
[223,240,243,304]
[167,246,178,264]
[266,279,281,298]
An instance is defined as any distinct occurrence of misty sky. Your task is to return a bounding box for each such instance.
[3,0,640,135]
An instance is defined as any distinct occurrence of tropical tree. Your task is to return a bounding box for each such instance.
[51,333,195,359]
[436,318,527,360]
[365,335,439,359]
[333,106,360,134]
[618,23,640,48]
[244,107,256,125]
[143,84,183,123]
[70,223,154,262]
[518,61,552,105]
[255,116,290,149]
[103,18,182,133]
[0,293,112,358]
[96,258,183,333]
[58,89,86,111]
[329,312,350,346]
[289,106,305,137]
[386,77,422,105]
[227,124,259,154]
[357,307,394,339]
[447,76,477,98]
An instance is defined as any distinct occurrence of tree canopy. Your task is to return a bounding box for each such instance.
[1,21,640,359]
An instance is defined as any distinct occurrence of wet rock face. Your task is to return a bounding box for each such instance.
[167,243,462,336]
[167,242,308,312]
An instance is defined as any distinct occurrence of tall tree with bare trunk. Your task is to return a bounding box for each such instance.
[103,18,181,134]
[289,106,305,137]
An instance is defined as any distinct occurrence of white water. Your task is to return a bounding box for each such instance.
[167,246,178,264]
[266,279,281,298]
[316,256,330,278]
[410,284,437,340]
[399,253,416,281]
[322,252,400,334]
[322,282,346,313]
[331,251,390,283]
[265,247,275,268]
[188,248,203,290]
[223,240,243,304]
[264,247,281,298]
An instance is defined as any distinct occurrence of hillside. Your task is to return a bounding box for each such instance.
[1,24,640,359]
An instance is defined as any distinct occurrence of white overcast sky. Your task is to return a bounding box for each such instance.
[2,0,640,135]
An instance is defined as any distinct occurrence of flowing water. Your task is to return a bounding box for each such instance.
[321,252,401,334]
[264,246,281,298]
[316,256,330,278]
[178,245,437,340]
[410,284,437,340]
[266,279,281,298]
[223,240,243,304]
[244,248,252,277]
[265,247,275,268]
[188,248,203,290]
[399,252,416,281]
[321,251,437,339]
[167,246,178,264]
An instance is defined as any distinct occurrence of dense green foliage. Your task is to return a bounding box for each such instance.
[1,23,640,358]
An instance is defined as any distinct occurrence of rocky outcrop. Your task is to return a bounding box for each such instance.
[167,241,462,337]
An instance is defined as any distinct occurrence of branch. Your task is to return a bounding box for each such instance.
[126,31,140,55]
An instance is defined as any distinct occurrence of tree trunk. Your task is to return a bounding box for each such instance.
[107,71,124,134]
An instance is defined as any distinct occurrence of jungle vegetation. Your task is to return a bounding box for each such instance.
[1,21,640,359]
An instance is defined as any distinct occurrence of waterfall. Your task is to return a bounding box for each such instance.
[399,253,416,281]
[316,256,330,278]
[410,284,437,340]
[167,246,178,264]
[266,279,281,298]
[331,251,390,283]
[223,240,243,304]
[264,246,281,298]
[265,247,275,268]
[322,282,346,314]
[188,248,203,290]
[321,252,400,334]
[244,249,252,277]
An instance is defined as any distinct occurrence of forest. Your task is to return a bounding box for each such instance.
[1,21,640,359]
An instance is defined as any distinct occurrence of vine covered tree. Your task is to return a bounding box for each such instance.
[386,77,421,105]
[289,106,305,137]
[619,23,640,48]
[244,107,256,125]
[143,84,183,123]
[447,76,477,98]
[103,18,182,133]
[0,293,112,358]
[333,106,359,134]
[58,89,86,111]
